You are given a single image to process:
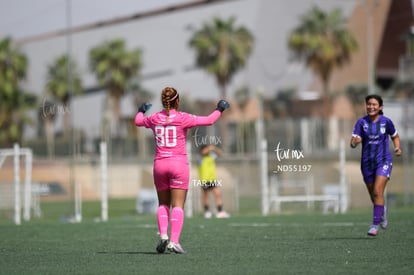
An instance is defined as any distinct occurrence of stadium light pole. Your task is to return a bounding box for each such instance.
[255,87,265,153]
[367,1,374,94]
[100,142,108,222]
[361,0,379,94]
[13,144,21,225]
[66,0,82,223]
[256,87,269,216]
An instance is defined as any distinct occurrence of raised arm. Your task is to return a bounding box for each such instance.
[193,110,222,126]
[135,103,152,127]
[206,145,223,156]
[192,100,230,126]
[135,112,145,126]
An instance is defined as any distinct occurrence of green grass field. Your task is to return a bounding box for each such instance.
[1,200,413,275]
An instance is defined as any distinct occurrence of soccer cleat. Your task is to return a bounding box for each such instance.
[204,211,213,219]
[367,225,379,236]
[156,238,169,254]
[216,211,230,219]
[380,206,388,229]
[167,242,186,254]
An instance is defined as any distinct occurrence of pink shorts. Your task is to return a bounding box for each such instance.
[153,158,189,191]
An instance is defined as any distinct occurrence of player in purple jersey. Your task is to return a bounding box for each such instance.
[135,87,229,253]
[350,94,401,236]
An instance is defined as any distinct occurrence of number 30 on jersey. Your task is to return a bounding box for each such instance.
[155,125,177,147]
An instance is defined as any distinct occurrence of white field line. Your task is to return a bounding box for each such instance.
[228,222,360,227]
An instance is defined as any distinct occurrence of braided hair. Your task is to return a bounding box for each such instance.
[161,87,180,117]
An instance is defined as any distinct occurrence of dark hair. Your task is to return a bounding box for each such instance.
[199,144,209,153]
[365,94,384,115]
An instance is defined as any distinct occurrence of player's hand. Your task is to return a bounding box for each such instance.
[350,136,361,148]
[216,99,230,112]
[394,147,402,157]
[138,103,152,114]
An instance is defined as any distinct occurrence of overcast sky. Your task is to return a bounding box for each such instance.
[0,0,194,40]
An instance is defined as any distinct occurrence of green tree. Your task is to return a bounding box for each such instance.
[0,37,35,146]
[44,54,83,137]
[128,80,153,110]
[89,39,142,139]
[38,99,57,157]
[234,85,254,154]
[189,16,254,99]
[288,6,358,115]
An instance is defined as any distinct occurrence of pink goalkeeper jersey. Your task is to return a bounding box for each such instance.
[135,109,221,160]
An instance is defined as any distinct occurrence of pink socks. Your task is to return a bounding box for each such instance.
[157,205,184,244]
[157,205,169,239]
[170,207,184,244]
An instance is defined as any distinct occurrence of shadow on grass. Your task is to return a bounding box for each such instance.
[314,237,377,240]
[97,251,160,255]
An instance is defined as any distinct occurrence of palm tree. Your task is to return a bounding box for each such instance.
[288,6,358,116]
[189,16,254,99]
[345,83,368,117]
[129,80,153,110]
[0,87,36,147]
[45,54,83,137]
[0,37,35,147]
[38,98,57,158]
[234,85,250,154]
[89,38,142,138]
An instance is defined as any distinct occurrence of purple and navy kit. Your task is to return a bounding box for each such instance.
[352,115,398,184]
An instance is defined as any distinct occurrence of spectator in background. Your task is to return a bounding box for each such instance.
[198,144,230,219]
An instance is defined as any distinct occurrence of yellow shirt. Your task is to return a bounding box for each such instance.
[198,154,217,181]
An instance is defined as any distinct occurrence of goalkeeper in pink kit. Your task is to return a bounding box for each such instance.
[135,87,229,254]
